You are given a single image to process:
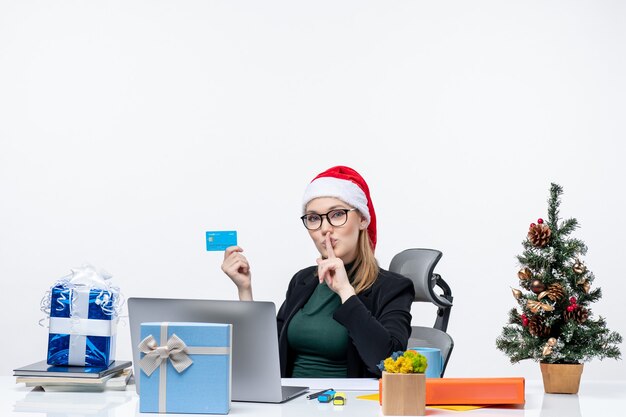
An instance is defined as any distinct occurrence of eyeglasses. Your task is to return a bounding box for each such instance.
[300,208,357,230]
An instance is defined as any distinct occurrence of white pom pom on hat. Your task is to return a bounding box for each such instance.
[302,165,377,250]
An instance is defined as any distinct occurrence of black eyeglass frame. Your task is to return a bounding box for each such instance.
[300,208,358,230]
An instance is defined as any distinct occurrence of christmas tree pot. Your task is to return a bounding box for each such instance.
[540,362,584,394]
[381,371,426,416]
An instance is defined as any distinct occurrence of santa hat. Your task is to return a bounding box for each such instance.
[302,166,377,250]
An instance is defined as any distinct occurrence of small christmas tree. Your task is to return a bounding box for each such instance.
[496,183,622,364]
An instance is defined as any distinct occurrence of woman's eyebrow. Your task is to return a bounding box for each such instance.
[305,205,349,214]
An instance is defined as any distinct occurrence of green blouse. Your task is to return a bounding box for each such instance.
[286,282,349,377]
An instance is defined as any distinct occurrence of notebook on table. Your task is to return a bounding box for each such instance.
[13,360,132,379]
[128,297,308,403]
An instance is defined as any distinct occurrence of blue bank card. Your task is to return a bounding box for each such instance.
[206,231,237,251]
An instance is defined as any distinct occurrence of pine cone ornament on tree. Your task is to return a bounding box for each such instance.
[528,223,551,247]
[564,306,589,323]
[538,283,565,302]
[528,315,551,337]
[577,308,589,323]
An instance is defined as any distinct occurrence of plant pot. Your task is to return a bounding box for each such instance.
[381,371,426,416]
[539,362,584,394]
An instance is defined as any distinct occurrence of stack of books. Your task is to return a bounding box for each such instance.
[14,360,132,392]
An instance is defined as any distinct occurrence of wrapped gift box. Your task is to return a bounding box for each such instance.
[425,377,525,405]
[139,322,232,414]
[380,377,526,406]
[47,284,117,367]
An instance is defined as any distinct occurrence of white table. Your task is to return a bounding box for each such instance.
[1,377,624,416]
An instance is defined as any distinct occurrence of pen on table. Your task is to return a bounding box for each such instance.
[306,388,334,400]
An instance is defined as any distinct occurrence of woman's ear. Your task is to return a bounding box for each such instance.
[359,216,368,230]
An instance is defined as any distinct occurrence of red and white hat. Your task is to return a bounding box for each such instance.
[302,166,377,250]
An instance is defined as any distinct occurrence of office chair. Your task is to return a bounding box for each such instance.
[389,248,454,377]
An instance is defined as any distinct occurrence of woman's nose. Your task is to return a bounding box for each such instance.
[319,215,334,234]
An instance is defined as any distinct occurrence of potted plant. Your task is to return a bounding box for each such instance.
[378,350,428,415]
[496,184,622,393]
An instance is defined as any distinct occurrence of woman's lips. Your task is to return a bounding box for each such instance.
[321,238,338,248]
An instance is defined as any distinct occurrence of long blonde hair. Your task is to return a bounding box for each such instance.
[348,229,379,294]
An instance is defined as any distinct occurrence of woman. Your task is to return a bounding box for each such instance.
[221,166,415,378]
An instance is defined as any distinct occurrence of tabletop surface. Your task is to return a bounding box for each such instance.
[1,376,624,417]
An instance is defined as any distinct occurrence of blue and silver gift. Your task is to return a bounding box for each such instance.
[43,265,121,367]
[139,322,232,414]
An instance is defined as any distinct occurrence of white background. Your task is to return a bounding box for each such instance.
[1,0,624,380]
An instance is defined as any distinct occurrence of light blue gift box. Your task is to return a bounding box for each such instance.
[139,322,232,414]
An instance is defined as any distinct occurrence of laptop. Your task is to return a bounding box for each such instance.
[128,297,308,403]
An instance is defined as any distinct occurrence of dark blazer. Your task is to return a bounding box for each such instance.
[276,265,415,377]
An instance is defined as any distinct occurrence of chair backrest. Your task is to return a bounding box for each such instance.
[407,326,454,377]
[389,248,453,332]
